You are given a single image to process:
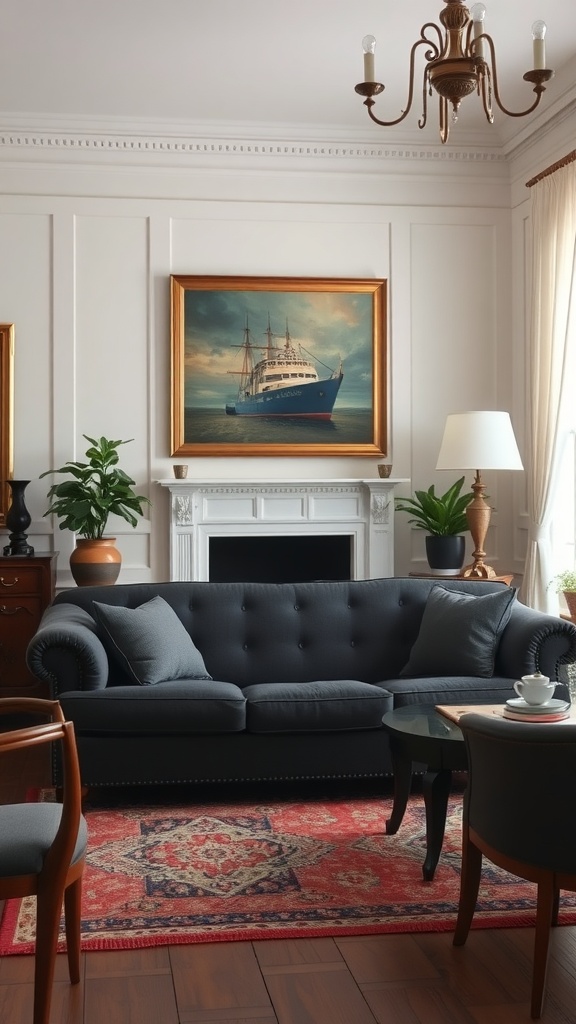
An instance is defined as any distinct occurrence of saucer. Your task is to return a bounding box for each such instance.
[506,697,568,713]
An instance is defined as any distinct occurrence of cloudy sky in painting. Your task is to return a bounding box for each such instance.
[183,286,376,408]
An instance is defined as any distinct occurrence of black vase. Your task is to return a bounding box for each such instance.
[425,535,465,576]
[3,480,34,556]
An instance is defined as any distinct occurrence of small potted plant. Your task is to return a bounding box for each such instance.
[549,569,576,620]
[395,476,474,575]
[41,435,150,586]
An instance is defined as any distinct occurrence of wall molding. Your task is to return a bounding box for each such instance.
[0,118,507,170]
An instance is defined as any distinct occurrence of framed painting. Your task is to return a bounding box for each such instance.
[0,324,14,527]
[171,275,387,457]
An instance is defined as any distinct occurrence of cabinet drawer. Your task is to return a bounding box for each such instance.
[0,598,42,688]
[0,566,42,595]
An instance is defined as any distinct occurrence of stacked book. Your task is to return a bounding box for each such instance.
[502,697,571,722]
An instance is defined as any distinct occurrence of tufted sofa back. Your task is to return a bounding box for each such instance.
[52,577,510,687]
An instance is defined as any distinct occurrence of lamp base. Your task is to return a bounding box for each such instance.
[460,561,498,580]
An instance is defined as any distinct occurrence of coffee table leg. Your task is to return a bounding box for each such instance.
[421,768,452,881]
[385,739,412,835]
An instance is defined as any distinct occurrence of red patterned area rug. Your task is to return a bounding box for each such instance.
[2,790,576,953]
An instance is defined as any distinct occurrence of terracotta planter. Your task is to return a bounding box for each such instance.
[69,538,121,587]
[563,591,576,621]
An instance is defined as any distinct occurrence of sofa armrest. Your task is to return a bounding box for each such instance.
[26,603,110,696]
[496,602,576,681]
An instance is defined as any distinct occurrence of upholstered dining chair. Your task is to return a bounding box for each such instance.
[453,712,576,1019]
[0,698,87,1024]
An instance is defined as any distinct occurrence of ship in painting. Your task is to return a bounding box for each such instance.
[225,318,343,418]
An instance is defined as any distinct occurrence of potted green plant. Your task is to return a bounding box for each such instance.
[549,569,576,620]
[395,476,474,575]
[41,435,150,586]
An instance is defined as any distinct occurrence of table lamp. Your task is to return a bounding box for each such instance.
[436,411,523,579]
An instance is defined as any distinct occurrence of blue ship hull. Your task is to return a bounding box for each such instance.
[225,372,343,418]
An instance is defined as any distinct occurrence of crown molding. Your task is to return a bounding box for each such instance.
[0,114,507,171]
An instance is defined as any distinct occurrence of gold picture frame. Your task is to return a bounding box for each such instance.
[171,275,387,457]
[0,324,14,527]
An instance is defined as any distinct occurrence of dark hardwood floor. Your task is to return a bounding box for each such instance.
[2,745,576,1023]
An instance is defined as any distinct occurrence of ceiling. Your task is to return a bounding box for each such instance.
[1,0,575,147]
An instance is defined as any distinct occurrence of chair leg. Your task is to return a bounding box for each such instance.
[531,876,556,1019]
[64,873,83,984]
[453,829,483,946]
[33,888,66,1024]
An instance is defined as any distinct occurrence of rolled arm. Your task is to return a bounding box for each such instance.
[26,603,109,696]
[496,602,576,681]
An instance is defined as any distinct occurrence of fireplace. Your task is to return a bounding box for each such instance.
[158,478,405,582]
[209,534,352,583]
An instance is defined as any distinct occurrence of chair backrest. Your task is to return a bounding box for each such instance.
[458,713,576,875]
[0,698,82,882]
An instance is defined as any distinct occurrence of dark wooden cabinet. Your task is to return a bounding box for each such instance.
[0,553,57,696]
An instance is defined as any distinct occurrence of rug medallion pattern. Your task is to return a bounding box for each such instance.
[2,795,576,952]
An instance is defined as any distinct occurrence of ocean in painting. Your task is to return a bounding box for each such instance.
[185,407,373,446]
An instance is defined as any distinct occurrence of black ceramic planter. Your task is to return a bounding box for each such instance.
[425,535,465,576]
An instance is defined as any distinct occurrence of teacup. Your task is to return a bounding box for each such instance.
[513,673,556,706]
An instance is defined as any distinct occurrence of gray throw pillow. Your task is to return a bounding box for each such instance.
[400,584,516,678]
[93,595,212,686]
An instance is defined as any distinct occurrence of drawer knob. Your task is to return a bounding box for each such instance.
[0,605,24,615]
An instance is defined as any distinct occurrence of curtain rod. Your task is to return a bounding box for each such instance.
[526,148,576,187]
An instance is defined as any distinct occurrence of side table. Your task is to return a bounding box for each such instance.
[381,705,467,881]
[0,553,58,697]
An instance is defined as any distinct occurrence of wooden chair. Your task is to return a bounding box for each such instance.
[453,712,576,1019]
[0,698,87,1024]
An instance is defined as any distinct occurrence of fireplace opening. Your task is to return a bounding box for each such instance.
[209,535,352,583]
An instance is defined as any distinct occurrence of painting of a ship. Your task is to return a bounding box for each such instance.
[225,318,344,418]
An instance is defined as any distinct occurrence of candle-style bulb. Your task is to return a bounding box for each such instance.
[532,20,547,70]
[362,34,376,82]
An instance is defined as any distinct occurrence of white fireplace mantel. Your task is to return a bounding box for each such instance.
[158,478,408,582]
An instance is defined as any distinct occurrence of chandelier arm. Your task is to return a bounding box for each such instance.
[418,68,430,129]
[365,37,439,128]
[482,34,548,118]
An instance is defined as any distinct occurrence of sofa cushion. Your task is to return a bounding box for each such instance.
[243,680,393,734]
[400,584,516,679]
[385,674,519,707]
[59,680,246,734]
[93,595,212,686]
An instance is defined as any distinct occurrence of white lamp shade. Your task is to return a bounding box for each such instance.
[436,411,523,471]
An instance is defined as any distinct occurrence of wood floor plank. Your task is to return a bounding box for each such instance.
[253,937,343,967]
[335,934,439,984]
[84,974,179,1024]
[359,981,479,1024]
[0,984,33,1024]
[263,967,379,1024]
[85,946,172,978]
[170,942,273,1020]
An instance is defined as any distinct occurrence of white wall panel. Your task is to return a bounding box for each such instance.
[73,214,152,577]
[0,212,51,538]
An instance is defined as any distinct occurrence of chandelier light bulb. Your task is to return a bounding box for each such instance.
[532,20,547,69]
[362,34,376,82]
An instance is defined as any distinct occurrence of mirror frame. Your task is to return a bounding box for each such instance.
[0,324,14,528]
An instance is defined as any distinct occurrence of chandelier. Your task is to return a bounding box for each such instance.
[355,0,553,144]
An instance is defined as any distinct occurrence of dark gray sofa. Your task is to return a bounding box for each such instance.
[26,577,576,789]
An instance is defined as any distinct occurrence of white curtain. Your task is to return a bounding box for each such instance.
[521,161,576,611]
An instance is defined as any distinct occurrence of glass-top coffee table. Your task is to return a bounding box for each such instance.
[381,705,467,881]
